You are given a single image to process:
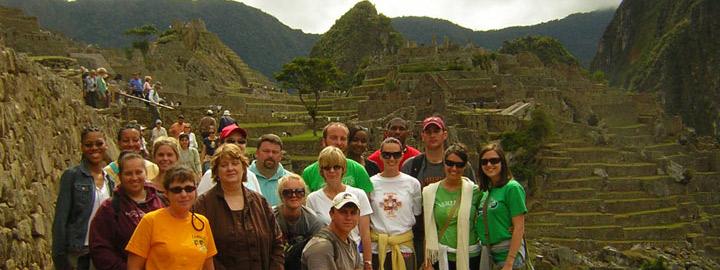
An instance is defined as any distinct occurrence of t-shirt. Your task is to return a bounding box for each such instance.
[367,145,421,172]
[369,173,422,254]
[125,208,217,270]
[401,155,476,187]
[433,184,481,261]
[249,161,291,207]
[202,137,218,157]
[306,186,373,244]
[474,179,527,262]
[86,177,111,245]
[303,159,373,193]
[301,228,362,270]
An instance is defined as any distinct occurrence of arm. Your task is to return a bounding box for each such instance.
[89,204,126,270]
[192,149,202,175]
[126,253,146,270]
[51,170,74,269]
[359,215,372,270]
[502,215,525,270]
[304,240,338,270]
[203,257,215,270]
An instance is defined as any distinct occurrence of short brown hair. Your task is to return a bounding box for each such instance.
[257,134,283,150]
[211,143,249,183]
[162,165,197,190]
[152,136,180,160]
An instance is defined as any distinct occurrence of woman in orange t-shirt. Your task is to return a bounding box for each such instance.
[125,166,216,270]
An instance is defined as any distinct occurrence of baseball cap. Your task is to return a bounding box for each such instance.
[155,119,162,124]
[422,116,446,130]
[332,192,360,209]
[223,110,230,116]
[207,110,214,115]
[220,124,247,140]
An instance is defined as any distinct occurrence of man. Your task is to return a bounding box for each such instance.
[218,110,235,133]
[249,134,291,206]
[150,119,167,144]
[128,72,144,98]
[302,122,373,193]
[302,192,363,270]
[199,110,217,138]
[197,124,262,195]
[401,116,476,186]
[367,117,421,171]
[168,115,185,138]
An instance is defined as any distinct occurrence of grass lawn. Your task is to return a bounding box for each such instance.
[239,122,305,128]
[282,130,322,142]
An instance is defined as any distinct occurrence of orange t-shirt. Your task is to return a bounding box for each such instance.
[169,122,184,138]
[126,208,217,269]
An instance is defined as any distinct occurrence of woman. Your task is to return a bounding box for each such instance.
[104,124,159,184]
[143,76,153,99]
[194,143,284,269]
[184,123,199,150]
[273,173,324,270]
[369,137,422,270]
[97,68,109,108]
[347,126,380,177]
[151,119,168,144]
[422,143,480,270]
[89,152,165,269]
[151,136,180,197]
[306,146,374,269]
[475,144,528,270]
[179,133,202,175]
[201,127,218,173]
[52,126,114,270]
[126,166,216,270]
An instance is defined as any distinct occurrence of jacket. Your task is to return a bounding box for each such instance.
[52,159,115,269]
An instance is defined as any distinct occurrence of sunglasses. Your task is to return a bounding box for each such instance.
[321,165,343,171]
[83,141,105,148]
[444,159,467,168]
[281,188,306,198]
[168,185,197,194]
[381,151,403,159]
[480,158,502,166]
[225,138,247,144]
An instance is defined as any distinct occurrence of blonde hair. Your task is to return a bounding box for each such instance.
[152,136,180,160]
[211,143,249,183]
[144,76,152,81]
[318,146,346,173]
[277,173,309,199]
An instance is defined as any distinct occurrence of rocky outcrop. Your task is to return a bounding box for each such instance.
[0,44,121,269]
[591,0,720,135]
[0,5,85,56]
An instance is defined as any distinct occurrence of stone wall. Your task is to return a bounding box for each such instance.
[0,46,122,269]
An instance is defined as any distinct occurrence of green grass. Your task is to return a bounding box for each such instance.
[238,122,305,128]
[282,130,322,142]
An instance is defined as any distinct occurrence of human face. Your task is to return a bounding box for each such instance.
[120,158,146,195]
[119,129,142,153]
[217,157,245,185]
[280,180,306,209]
[330,205,360,234]
[167,180,196,211]
[82,132,107,165]
[349,130,368,156]
[323,125,348,151]
[421,125,447,150]
[481,150,503,182]
[183,124,191,133]
[224,132,247,152]
[385,121,409,143]
[154,145,178,172]
[256,142,282,170]
[320,164,345,184]
[444,153,466,181]
[180,137,190,149]
[380,142,402,171]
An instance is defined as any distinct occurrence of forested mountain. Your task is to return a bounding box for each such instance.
[0,0,319,77]
[391,9,616,67]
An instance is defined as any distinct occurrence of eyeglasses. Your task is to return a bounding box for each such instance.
[83,141,105,148]
[381,151,403,159]
[281,188,306,198]
[225,139,247,145]
[444,159,467,168]
[321,165,343,171]
[168,185,197,194]
[480,158,502,166]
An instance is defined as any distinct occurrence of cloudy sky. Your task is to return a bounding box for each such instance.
[237,0,622,34]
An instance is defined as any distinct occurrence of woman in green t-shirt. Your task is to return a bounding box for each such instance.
[475,144,528,270]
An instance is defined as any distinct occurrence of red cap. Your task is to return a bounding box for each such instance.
[220,124,247,140]
[422,116,446,130]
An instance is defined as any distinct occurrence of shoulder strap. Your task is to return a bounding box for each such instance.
[410,153,425,178]
[111,195,121,221]
[438,182,462,240]
[316,229,340,260]
[482,190,492,247]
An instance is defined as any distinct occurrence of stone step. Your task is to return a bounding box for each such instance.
[562,147,622,163]
[607,124,649,136]
[550,177,602,189]
[694,192,720,206]
[644,143,687,155]
[528,211,615,227]
[703,205,720,216]
[525,223,565,238]
[545,199,604,212]
[538,156,572,167]
[534,237,686,252]
[609,134,655,146]
[603,196,681,214]
[603,175,687,195]
[565,225,625,240]
[547,167,586,180]
[545,188,596,200]
[571,162,658,177]
[596,191,657,200]
[614,207,681,227]
[622,223,688,240]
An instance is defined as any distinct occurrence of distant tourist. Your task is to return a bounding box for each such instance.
[346,125,380,177]
[103,124,160,185]
[178,133,202,175]
[128,72,144,98]
[52,126,113,270]
[83,69,97,107]
[199,110,217,138]
[217,110,236,133]
[149,136,180,203]
[150,119,167,144]
[196,124,262,195]
[368,117,421,172]
[145,77,161,124]
[96,68,109,108]
[183,123,199,150]
[475,144,529,269]
[142,76,153,99]
[200,127,218,173]
[89,152,165,270]
[249,134,291,206]
[168,115,186,139]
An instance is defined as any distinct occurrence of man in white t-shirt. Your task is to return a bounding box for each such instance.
[369,137,422,270]
[197,124,262,195]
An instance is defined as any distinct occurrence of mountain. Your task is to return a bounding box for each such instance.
[391,9,616,67]
[309,1,403,78]
[591,0,720,135]
[0,0,319,77]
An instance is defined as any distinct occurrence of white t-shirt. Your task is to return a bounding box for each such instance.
[369,172,422,254]
[306,186,373,244]
[86,176,111,245]
[197,168,262,196]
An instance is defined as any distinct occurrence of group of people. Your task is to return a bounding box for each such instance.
[81,67,114,108]
[52,114,529,270]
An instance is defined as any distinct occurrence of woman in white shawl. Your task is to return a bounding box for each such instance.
[422,143,481,270]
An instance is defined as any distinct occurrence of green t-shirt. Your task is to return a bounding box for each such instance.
[433,183,481,261]
[302,158,374,193]
[474,179,527,262]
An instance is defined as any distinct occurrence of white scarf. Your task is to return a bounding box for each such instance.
[423,178,474,270]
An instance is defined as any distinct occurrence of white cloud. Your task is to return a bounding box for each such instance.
[237,0,621,34]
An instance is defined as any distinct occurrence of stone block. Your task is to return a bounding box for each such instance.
[15,218,32,241]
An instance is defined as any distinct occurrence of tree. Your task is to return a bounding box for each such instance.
[123,24,159,54]
[275,57,344,136]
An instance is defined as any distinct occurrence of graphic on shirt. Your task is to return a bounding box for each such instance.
[380,192,402,217]
[479,197,498,214]
[192,235,208,252]
[422,176,444,186]
[436,199,456,208]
